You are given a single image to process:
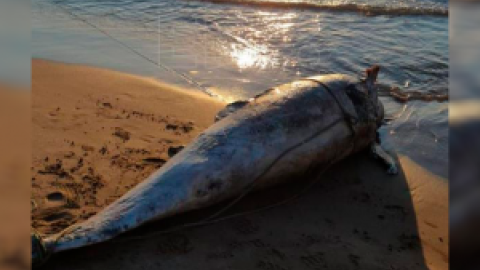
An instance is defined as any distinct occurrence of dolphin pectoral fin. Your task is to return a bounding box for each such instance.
[370,143,398,175]
[215,100,250,122]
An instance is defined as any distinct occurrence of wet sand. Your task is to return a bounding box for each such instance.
[32,59,448,270]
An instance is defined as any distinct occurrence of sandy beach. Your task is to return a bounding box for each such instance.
[32,59,448,270]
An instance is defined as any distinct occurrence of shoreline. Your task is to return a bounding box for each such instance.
[32,59,448,270]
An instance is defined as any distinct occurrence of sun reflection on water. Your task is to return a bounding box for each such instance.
[224,11,298,70]
[230,44,271,69]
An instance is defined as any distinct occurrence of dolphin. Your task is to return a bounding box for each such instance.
[32,65,397,267]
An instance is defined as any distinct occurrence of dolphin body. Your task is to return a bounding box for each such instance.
[33,66,389,266]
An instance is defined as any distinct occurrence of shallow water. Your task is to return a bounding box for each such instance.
[32,0,448,178]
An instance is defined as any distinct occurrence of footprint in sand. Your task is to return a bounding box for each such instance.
[45,191,66,207]
[45,189,78,209]
[47,192,64,202]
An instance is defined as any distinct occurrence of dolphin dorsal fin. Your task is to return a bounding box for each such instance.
[215,100,250,122]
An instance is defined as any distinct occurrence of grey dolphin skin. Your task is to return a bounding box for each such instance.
[32,65,396,267]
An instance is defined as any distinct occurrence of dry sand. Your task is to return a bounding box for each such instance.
[32,59,448,270]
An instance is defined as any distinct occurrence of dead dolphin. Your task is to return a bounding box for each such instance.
[32,65,396,267]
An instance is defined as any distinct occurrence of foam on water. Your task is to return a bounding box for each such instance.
[189,0,448,16]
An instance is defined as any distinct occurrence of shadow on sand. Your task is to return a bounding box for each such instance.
[44,152,435,270]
